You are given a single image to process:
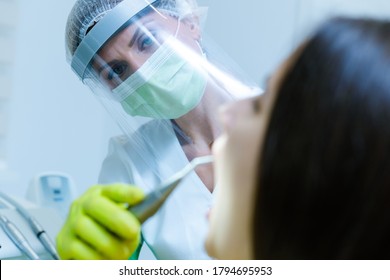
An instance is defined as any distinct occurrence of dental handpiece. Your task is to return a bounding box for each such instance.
[0,214,40,260]
[0,192,60,260]
[128,155,214,224]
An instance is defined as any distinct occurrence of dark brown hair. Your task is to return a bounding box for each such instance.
[254,17,390,259]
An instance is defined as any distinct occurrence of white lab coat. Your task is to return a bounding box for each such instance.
[98,120,213,259]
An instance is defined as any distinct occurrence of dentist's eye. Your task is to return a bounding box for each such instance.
[138,31,157,51]
[107,63,127,80]
[141,36,154,50]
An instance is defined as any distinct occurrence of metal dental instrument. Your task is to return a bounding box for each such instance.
[0,192,60,260]
[0,214,40,260]
[129,155,214,223]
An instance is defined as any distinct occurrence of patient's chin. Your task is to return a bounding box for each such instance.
[204,233,218,259]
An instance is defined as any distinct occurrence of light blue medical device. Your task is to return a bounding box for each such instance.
[27,172,76,219]
[129,155,214,223]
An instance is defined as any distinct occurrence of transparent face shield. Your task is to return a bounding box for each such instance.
[70,0,261,187]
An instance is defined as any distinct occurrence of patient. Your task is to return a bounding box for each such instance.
[206,17,390,259]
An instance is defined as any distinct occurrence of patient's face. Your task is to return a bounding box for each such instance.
[205,51,299,259]
[205,92,274,259]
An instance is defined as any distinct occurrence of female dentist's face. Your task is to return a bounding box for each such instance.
[205,52,298,259]
[92,10,202,90]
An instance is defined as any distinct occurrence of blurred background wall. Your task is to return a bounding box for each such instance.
[1,0,389,199]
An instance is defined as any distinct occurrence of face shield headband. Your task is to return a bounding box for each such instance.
[71,0,159,81]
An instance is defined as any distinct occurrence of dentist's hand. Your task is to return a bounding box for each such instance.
[56,183,145,259]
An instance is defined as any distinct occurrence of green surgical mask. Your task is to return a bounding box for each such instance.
[113,37,208,119]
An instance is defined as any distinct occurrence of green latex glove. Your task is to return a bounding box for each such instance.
[56,183,145,259]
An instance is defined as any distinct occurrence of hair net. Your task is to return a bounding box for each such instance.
[65,0,204,63]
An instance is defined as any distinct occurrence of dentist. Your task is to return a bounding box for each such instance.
[56,0,260,259]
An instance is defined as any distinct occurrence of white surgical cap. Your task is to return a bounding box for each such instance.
[65,0,202,63]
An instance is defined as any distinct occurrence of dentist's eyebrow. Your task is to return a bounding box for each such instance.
[129,28,140,48]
